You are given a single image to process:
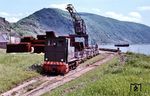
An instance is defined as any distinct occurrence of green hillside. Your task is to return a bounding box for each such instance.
[13,8,150,44]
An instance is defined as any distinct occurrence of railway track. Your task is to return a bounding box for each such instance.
[1,52,116,96]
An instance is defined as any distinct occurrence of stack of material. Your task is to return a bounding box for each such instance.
[7,42,31,53]
[6,35,46,53]
[21,36,35,42]
[32,35,46,53]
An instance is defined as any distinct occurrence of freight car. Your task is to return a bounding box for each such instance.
[43,31,99,74]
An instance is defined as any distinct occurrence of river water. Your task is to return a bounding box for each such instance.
[100,44,150,55]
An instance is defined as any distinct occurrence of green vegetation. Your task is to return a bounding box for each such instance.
[0,52,43,93]
[81,54,106,66]
[0,49,6,54]
[43,52,150,96]
[0,51,103,94]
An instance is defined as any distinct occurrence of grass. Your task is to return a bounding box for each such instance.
[43,52,150,96]
[81,54,106,66]
[0,52,43,93]
[0,50,104,94]
[0,49,6,54]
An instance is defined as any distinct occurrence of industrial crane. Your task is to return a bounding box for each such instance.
[66,4,89,47]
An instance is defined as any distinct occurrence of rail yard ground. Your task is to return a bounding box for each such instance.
[0,49,111,95]
[0,48,150,96]
[43,52,150,96]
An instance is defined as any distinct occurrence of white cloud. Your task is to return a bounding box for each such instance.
[49,3,68,11]
[14,13,24,17]
[0,12,10,16]
[105,11,142,23]
[138,6,150,11]
[129,12,142,19]
[91,8,101,13]
[0,12,24,17]
[6,17,20,22]
[0,11,26,22]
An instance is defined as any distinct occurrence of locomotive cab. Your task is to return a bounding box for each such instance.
[45,37,68,62]
[43,31,76,74]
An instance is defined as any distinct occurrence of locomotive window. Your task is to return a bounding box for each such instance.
[48,39,64,46]
[48,40,56,46]
[57,40,64,46]
[48,40,50,46]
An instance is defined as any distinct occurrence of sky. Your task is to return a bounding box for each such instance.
[0,0,150,26]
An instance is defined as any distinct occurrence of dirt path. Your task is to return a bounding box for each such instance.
[1,52,117,96]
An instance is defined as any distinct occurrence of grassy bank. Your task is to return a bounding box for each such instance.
[43,52,150,96]
[0,49,6,53]
[0,51,104,94]
[0,52,43,93]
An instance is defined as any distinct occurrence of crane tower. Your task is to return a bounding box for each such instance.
[66,4,89,47]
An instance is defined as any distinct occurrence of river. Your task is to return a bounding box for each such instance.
[100,44,150,55]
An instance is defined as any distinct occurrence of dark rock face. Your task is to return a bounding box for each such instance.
[0,17,10,33]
